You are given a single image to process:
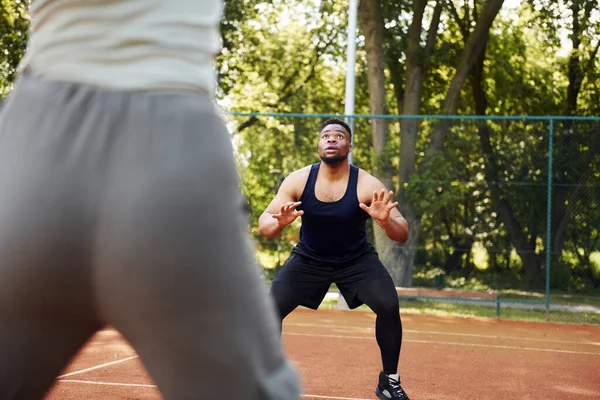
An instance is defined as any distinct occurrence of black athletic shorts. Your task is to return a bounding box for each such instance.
[272,245,392,309]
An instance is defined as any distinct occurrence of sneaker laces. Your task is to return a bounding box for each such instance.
[387,374,408,398]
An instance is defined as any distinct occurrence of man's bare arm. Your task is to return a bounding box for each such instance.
[359,174,409,243]
[258,170,307,238]
[373,199,409,243]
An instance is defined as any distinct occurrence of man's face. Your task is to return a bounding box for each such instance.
[317,124,352,165]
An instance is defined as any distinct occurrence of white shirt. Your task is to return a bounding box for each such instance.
[20,0,223,93]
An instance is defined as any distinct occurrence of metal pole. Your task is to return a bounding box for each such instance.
[344,0,358,165]
[545,119,554,319]
[336,1,358,310]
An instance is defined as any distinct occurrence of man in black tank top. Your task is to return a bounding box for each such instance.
[259,119,411,400]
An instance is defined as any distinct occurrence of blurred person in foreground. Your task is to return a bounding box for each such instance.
[0,1,301,398]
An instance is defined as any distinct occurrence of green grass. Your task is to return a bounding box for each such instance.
[316,297,600,325]
[494,290,600,307]
[323,283,600,307]
[264,276,600,324]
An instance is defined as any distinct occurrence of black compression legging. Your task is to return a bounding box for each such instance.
[270,278,402,375]
[355,277,402,375]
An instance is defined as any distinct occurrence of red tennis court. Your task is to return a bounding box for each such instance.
[46,308,600,399]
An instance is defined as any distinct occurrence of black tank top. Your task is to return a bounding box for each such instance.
[296,163,370,262]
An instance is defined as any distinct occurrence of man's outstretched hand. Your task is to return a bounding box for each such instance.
[272,201,304,227]
[359,189,398,222]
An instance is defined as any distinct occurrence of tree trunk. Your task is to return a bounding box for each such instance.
[382,217,419,287]
[549,1,600,258]
[441,206,475,275]
[381,0,442,287]
[566,1,582,116]
[552,129,600,256]
[425,0,505,158]
[478,123,542,283]
[473,79,541,282]
[358,0,394,262]
[465,1,542,283]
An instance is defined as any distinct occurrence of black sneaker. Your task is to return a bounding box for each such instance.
[375,371,410,400]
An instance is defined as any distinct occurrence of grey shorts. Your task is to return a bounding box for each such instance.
[0,76,301,399]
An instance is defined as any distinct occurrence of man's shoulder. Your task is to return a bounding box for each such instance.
[356,167,377,184]
[287,164,314,181]
[356,168,385,194]
[280,164,314,195]
[296,164,316,173]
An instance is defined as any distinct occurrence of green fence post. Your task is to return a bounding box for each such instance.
[545,119,554,320]
[496,293,501,319]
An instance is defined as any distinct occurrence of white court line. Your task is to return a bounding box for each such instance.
[405,339,600,356]
[284,332,600,356]
[57,380,370,400]
[58,379,156,388]
[285,322,600,346]
[301,395,371,400]
[403,329,600,346]
[57,356,139,378]
[286,332,373,340]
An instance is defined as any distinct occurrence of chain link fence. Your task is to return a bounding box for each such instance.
[228,113,600,323]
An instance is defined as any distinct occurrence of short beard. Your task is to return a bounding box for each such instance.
[320,154,347,165]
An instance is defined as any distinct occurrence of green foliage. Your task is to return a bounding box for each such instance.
[479,10,564,115]
[221,0,600,296]
[218,0,349,113]
[221,0,377,257]
[2,0,597,298]
[0,0,29,98]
